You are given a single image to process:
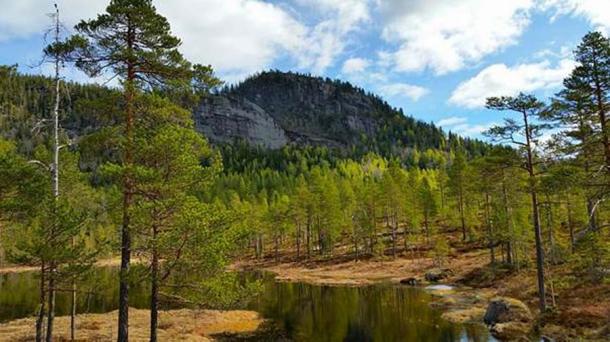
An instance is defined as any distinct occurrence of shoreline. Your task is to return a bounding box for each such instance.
[236,248,610,341]
[0,308,263,341]
[0,256,144,275]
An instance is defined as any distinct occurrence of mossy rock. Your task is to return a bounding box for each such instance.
[484,297,534,340]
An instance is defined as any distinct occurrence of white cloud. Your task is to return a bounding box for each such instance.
[436,116,467,127]
[451,123,496,135]
[377,0,534,75]
[341,57,370,74]
[0,0,107,42]
[157,0,307,79]
[449,59,576,108]
[436,116,495,136]
[379,83,429,101]
[0,0,305,79]
[0,0,371,80]
[295,0,371,73]
[540,0,610,34]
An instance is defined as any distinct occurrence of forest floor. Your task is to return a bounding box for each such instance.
[0,308,263,341]
[236,231,610,341]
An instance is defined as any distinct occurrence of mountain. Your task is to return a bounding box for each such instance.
[0,66,488,160]
[195,71,488,157]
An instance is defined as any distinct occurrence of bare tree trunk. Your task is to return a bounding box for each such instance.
[36,262,46,342]
[48,6,61,339]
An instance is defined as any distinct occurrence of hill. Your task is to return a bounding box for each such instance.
[196,70,488,157]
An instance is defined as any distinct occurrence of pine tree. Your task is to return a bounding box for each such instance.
[52,1,191,339]
[486,93,551,312]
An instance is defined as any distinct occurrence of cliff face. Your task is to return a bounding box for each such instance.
[194,95,288,149]
[193,71,412,150]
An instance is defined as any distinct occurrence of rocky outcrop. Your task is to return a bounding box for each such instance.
[484,297,533,340]
[194,95,288,149]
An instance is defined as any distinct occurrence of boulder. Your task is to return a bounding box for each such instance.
[484,297,533,325]
[425,268,451,282]
[484,297,533,340]
[399,277,418,286]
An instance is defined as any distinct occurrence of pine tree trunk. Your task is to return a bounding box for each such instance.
[71,276,76,342]
[150,225,159,342]
[523,110,546,312]
[119,24,136,341]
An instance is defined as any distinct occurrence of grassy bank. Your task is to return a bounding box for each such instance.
[0,308,263,341]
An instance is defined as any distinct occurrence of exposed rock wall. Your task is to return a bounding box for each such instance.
[194,95,288,149]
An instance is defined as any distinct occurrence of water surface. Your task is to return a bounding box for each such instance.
[0,268,494,341]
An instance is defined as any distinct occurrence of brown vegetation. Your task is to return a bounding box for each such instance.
[0,308,263,341]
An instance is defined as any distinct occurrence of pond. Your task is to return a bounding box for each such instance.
[0,268,495,341]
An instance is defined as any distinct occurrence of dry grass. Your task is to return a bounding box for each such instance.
[237,248,488,286]
[0,308,263,341]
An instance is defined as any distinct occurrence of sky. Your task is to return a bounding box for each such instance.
[0,0,609,139]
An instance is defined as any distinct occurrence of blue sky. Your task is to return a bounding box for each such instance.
[0,0,609,139]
